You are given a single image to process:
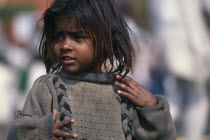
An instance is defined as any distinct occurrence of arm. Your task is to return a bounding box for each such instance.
[131,95,176,140]
[115,75,176,140]
[7,75,78,140]
[7,75,54,140]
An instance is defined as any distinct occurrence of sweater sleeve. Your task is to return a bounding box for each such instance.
[7,75,54,140]
[130,95,176,140]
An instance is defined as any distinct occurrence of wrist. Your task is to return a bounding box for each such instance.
[140,96,158,108]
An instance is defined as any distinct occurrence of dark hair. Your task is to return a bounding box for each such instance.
[39,0,135,75]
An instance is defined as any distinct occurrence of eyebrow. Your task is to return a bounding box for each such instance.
[68,30,85,35]
[55,29,86,35]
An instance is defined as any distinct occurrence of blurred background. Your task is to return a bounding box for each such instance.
[0,0,210,140]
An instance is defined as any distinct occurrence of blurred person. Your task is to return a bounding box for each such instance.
[0,6,46,112]
[4,11,40,109]
[0,64,16,139]
[119,2,155,91]
[0,3,46,139]
[0,20,17,124]
[10,11,46,98]
[0,19,19,140]
[149,0,210,139]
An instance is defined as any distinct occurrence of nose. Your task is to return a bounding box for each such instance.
[61,37,73,51]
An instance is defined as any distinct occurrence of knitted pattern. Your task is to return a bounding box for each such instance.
[121,99,133,140]
[53,76,74,140]
[55,72,129,140]
[6,72,176,140]
[114,85,134,140]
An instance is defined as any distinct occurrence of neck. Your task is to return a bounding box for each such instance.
[56,70,116,84]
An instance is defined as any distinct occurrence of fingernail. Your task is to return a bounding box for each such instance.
[71,119,76,123]
[74,134,78,138]
[118,90,121,93]
[116,75,120,78]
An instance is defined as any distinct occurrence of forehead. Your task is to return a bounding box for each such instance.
[54,16,80,31]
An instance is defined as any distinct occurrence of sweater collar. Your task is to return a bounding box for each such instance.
[56,70,116,84]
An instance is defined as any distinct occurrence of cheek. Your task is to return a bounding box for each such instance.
[78,42,94,58]
[84,46,94,60]
[53,45,59,56]
[53,45,60,61]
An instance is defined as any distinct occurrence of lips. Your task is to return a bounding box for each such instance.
[61,56,76,65]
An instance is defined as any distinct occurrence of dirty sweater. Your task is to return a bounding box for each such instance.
[7,71,176,140]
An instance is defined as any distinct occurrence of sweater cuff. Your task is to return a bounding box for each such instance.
[136,95,169,114]
[37,113,53,140]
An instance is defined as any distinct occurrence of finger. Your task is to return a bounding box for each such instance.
[52,109,57,123]
[53,137,60,140]
[54,129,78,138]
[116,75,139,89]
[117,90,134,100]
[114,81,135,95]
[55,119,76,129]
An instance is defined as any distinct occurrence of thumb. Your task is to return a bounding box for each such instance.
[52,109,57,123]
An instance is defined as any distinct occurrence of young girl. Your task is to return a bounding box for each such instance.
[7,0,176,140]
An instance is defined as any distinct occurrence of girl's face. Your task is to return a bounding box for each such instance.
[53,17,100,73]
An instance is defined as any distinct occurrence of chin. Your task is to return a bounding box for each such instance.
[62,65,97,74]
[62,67,81,74]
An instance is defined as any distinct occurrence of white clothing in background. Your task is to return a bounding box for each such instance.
[0,64,17,123]
[149,0,210,139]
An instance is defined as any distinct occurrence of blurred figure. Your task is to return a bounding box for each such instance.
[149,0,210,140]
[4,11,41,108]
[0,1,49,139]
[0,5,45,121]
[119,2,155,90]
[0,21,17,124]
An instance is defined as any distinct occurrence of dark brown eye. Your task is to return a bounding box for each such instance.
[72,34,87,40]
[54,33,64,40]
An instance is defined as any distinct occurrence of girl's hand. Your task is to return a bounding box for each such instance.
[115,75,157,108]
[52,110,78,140]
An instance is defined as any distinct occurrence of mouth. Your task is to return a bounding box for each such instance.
[61,56,76,65]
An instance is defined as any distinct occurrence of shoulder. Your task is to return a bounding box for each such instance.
[32,73,67,93]
[32,73,64,87]
[34,74,56,84]
[25,73,61,103]
[23,74,59,115]
[29,73,60,97]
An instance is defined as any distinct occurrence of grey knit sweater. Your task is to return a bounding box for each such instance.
[7,71,176,140]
